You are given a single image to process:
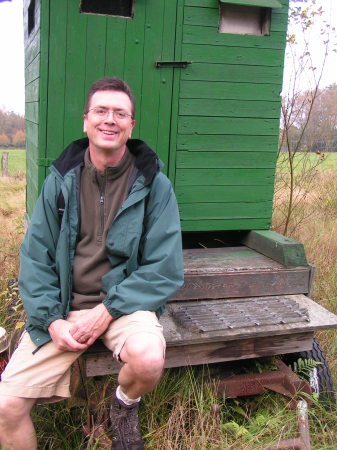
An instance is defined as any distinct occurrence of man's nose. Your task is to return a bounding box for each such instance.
[105,110,116,122]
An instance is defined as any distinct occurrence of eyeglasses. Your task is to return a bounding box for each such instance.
[87,107,133,121]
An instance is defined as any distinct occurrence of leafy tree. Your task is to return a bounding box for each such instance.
[0,133,10,147]
[0,109,25,146]
[12,130,25,148]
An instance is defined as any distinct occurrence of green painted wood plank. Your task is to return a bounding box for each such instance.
[175,168,275,185]
[184,6,217,27]
[182,44,284,66]
[24,30,40,68]
[169,0,185,183]
[184,0,218,7]
[156,0,178,173]
[25,102,39,124]
[105,18,127,78]
[176,151,276,168]
[241,230,308,267]
[25,78,39,102]
[219,0,282,8]
[139,0,166,152]
[25,121,39,157]
[183,26,286,49]
[270,10,288,32]
[85,15,107,93]
[180,98,281,118]
[123,3,146,138]
[185,0,288,8]
[177,134,278,151]
[25,54,39,85]
[23,0,40,60]
[184,5,288,31]
[180,201,273,219]
[176,184,274,203]
[63,2,87,150]
[37,0,49,189]
[180,218,270,231]
[181,63,283,84]
[46,0,67,162]
[178,116,279,135]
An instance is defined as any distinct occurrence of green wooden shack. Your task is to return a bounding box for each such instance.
[24,0,288,233]
[23,0,337,402]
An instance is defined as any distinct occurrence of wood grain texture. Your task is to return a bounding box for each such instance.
[179,98,281,118]
[176,134,278,152]
[242,230,309,267]
[176,151,276,168]
[84,332,313,376]
[170,247,310,300]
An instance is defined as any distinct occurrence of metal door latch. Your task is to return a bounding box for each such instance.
[155,61,192,68]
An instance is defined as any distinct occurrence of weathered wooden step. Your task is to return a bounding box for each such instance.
[84,294,337,376]
[170,247,311,301]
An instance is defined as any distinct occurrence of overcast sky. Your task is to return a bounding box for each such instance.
[0,0,336,116]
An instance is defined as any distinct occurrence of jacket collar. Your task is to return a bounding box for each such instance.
[52,137,160,186]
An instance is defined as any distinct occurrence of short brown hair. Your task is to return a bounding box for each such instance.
[84,77,135,117]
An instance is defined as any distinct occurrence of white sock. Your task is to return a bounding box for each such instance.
[116,385,141,406]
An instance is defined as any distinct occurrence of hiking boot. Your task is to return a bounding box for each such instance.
[110,391,144,450]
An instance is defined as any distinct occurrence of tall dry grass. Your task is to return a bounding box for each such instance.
[272,169,337,386]
[0,176,25,290]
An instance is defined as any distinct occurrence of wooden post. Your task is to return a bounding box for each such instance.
[1,152,8,177]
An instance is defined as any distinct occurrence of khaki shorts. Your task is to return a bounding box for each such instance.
[0,310,165,403]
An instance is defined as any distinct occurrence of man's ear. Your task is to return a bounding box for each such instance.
[129,119,135,138]
[83,114,87,133]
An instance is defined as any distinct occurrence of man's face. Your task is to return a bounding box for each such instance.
[83,90,135,156]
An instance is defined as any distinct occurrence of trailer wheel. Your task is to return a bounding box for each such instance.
[282,337,335,405]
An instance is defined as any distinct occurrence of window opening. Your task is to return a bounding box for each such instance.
[218,4,271,35]
[80,0,134,18]
[28,0,35,36]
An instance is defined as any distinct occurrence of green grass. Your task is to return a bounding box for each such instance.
[0,149,26,177]
[318,152,337,170]
[277,151,337,175]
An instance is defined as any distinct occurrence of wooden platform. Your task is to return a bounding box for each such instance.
[170,247,311,301]
[82,246,337,377]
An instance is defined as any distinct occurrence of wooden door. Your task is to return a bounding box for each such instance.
[45,0,178,174]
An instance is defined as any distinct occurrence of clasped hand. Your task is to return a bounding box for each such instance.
[48,304,113,351]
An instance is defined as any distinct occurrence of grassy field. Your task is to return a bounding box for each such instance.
[277,151,337,174]
[0,153,336,448]
[0,149,26,177]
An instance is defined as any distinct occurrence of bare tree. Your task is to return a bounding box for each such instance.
[274,0,336,235]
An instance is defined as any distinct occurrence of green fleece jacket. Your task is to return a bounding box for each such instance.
[19,138,184,350]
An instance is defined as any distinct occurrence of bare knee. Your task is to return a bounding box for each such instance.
[0,396,34,426]
[121,334,165,379]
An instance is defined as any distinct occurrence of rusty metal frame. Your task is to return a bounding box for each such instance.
[216,359,312,449]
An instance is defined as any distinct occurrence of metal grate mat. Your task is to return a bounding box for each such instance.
[171,298,309,333]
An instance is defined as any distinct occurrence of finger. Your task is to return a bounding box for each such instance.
[69,323,80,338]
[66,331,88,350]
[86,336,96,347]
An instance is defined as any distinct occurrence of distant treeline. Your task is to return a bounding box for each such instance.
[279,83,337,154]
[0,109,25,148]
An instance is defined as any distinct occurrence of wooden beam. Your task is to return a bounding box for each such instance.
[170,247,310,301]
[84,332,313,377]
[241,230,308,268]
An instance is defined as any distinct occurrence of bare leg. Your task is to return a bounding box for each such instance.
[0,396,36,450]
[118,333,165,398]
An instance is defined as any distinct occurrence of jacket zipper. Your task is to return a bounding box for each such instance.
[99,175,106,239]
[100,193,104,237]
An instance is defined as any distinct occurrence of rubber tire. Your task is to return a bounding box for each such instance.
[282,337,335,405]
